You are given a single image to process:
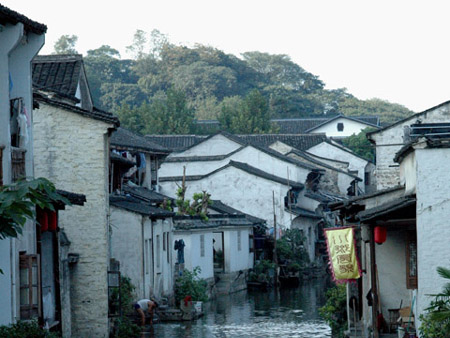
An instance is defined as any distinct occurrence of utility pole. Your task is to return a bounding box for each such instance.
[272,191,278,288]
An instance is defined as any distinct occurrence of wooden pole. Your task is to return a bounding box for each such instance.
[272,191,278,288]
[287,167,292,225]
[370,225,379,338]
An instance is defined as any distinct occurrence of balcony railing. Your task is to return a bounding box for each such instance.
[12,147,26,182]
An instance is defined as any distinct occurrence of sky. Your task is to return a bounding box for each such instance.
[4,0,450,112]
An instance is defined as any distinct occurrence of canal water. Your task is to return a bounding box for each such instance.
[147,279,332,338]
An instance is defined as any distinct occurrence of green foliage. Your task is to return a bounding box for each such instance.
[112,317,141,338]
[175,267,208,304]
[218,89,275,134]
[109,275,136,316]
[82,30,414,128]
[319,284,347,338]
[0,178,70,240]
[53,34,78,54]
[0,319,60,338]
[175,178,211,221]
[276,229,310,267]
[248,260,276,283]
[419,266,450,337]
[419,313,450,338]
[341,127,376,162]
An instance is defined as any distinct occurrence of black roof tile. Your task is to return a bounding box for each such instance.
[0,5,47,34]
[110,195,174,218]
[34,93,119,126]
[32,55,83,99]
[111,128,169,154]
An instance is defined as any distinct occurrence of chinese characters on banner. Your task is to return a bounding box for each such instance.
[324,227,361,283]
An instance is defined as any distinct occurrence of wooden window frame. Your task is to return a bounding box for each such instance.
[19,254,41,319]
[406,231,418,289]
[237,231,242,251]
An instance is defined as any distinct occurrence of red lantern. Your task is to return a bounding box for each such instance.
[48,211,57,231]
[37,208,48,232]
[374,226,387,244]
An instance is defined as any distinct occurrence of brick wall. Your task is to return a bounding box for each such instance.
[33,103,112,338]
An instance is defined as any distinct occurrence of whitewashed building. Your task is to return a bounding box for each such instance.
[109,195,175,301]
[0,4,46,327]
[33,91,119,336]
[307,140,375,193]
[367,100,450,190]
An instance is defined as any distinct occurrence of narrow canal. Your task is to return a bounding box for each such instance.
[147,279,332,337]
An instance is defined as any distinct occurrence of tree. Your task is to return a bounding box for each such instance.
[133,87,196,135]
[341,127,376,162]
[0,178,69,240]
[218,89,274,134]
[126,29,148,60]
[53,34,78,54]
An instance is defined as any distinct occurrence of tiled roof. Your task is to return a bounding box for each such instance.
[272,115,380,134]
[287,149,361,180]
[160,160,305,189]
[34,92,119,126]
[111,128,170,154]
[146,133,327,152]
[32,55,83,99]
[238,134,328,151]
[0,5,47,34]
[288,206,321,219]
[123,185,173,204]
[356,196,415,222]
[209,200,266,224]
[56,189,86,206]
[110,195,174,218]
[173,214,255,230]
[145,135,205,152]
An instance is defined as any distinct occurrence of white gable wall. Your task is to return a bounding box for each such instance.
[223,227,253,273]
[370,102,450,190]
[110,207,145,298]
[311,117,374,138]
[160,166,295,229]
[169,134,241,157]
[160,145,311,184]
[33,103,113,337]
[307,142,368,183]
[173,230,214,280]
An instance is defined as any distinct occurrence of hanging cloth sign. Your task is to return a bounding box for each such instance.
[324,226,361,283]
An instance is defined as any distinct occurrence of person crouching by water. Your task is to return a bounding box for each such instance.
[134,299,158,326]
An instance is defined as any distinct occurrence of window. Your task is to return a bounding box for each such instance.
[200,234,205,257]
[19,254,41,319]
[11,147,26,182]
[166,233,170,263]
[249,234,254,253]
[406,231,417,289]
[365,172,370,186]
[144,240,149,274]
[156,235,160,269]
[337,122,344,132]
[163,232,166,251]
[237,231,242,251]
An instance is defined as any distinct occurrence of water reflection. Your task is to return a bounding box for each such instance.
[146,279,332,337]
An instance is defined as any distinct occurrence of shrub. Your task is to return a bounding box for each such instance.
[0,320,60,338]
[112,317,141,338]
[319,284,347,338]
[175,267,208,304]
[419,313,450,338]
[419,266,450,337]
[109,275,136,315]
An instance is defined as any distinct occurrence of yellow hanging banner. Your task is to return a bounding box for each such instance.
[324,227,361,282]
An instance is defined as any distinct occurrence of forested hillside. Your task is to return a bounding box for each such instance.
[55,31,414,134]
